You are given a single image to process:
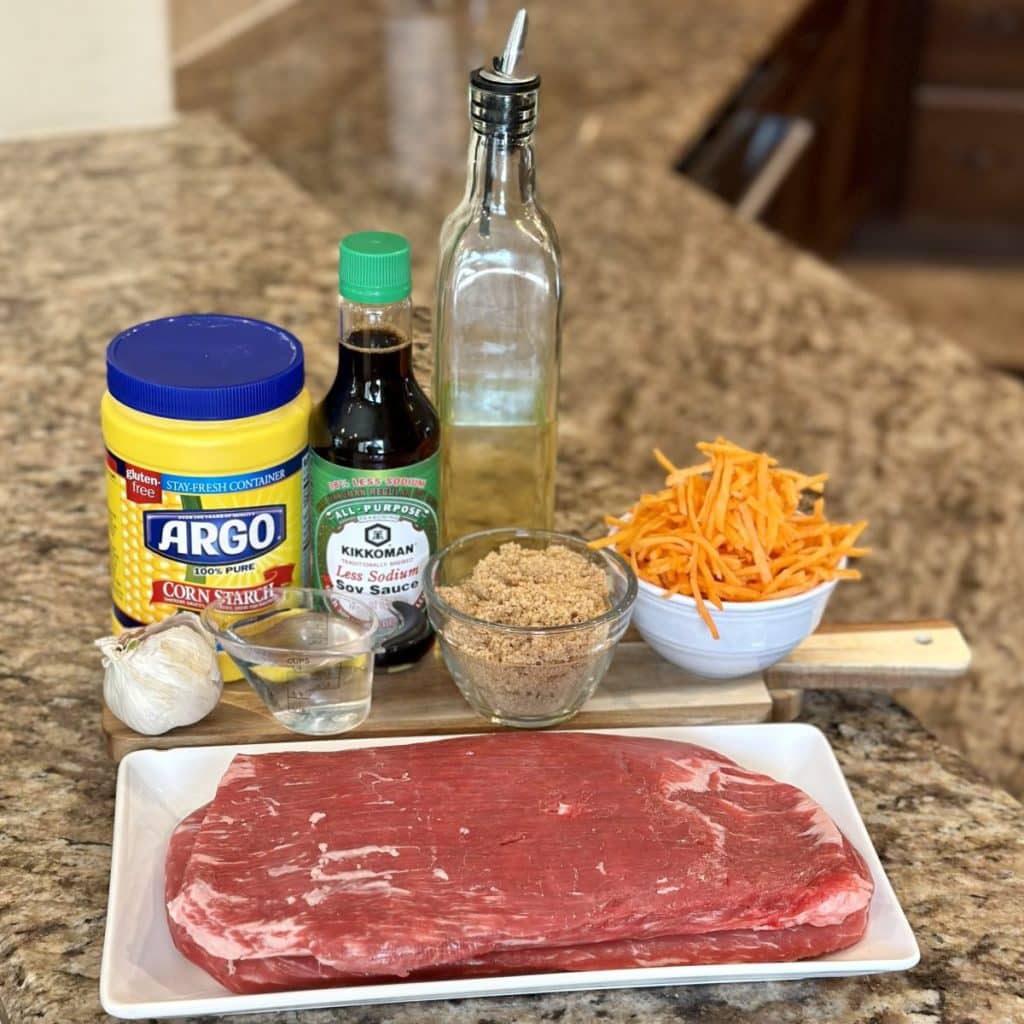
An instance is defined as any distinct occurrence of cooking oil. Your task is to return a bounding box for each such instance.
[441,422,555,541]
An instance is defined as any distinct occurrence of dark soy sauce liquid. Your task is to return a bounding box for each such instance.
[310,327,439,669]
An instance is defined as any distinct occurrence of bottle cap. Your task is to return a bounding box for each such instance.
[470,70,539,139]
[469,8,539,140]
[106,315,305,421]
[339,231,412,305]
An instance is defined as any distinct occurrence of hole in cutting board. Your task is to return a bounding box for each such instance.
[914,634,933,645]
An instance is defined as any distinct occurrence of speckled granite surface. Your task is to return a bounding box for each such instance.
[176,0,806,308]
[2,115,1024,1024]
[176,0,1024,801]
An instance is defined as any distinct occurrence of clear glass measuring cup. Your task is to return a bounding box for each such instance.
[201,587,380,736]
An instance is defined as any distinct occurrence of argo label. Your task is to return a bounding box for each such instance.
[143,506,287,565]
[307,451,439,632]
[105,450,305,625]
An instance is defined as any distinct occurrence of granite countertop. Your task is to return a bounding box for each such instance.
[2,2,1024,1021]
[177,0,807,306]
[2,113,1022,1024]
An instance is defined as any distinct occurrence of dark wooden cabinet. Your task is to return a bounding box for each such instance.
[680,0,1024,245]
[906,94,1024,221]
[757,1,872,252]
[905,0,1024,223]
[678,0,923,255]
[921,0,1024,89]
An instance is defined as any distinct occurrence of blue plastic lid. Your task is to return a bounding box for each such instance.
[106,315,305,421]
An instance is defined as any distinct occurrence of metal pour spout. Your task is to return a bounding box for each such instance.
[497,9,528,78]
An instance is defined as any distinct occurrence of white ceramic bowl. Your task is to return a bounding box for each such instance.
[631,575,841,679]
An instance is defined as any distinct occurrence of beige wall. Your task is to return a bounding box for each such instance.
[0,0,173,141]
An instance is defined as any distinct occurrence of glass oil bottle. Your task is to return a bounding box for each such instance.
[434,10,562,543]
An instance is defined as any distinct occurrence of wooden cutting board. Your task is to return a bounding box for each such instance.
[102,619,970,761]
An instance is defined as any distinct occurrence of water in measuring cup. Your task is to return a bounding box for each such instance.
[223,608,373,735]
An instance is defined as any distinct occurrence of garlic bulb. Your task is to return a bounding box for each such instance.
[96,614,222,735]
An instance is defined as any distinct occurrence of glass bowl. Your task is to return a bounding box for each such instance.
[423,528,637,728]
[201,588,379,736]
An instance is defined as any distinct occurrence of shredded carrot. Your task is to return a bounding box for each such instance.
[653,448,677,475]
[590,438,869,637]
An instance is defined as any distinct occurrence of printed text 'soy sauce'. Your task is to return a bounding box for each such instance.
[102,315,310,679]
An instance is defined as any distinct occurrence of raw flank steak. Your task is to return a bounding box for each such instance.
[166,733,873,993]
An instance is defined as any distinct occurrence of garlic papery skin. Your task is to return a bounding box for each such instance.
[96,614,222,735]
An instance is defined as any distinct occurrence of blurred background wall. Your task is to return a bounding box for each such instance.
[0,0,173,140]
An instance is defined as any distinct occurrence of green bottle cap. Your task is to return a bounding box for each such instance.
[338,231,412,305]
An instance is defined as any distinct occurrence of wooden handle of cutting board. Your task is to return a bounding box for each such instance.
[764,619,971,690]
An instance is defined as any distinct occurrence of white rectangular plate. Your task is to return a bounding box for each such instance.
[100,725,919,1019]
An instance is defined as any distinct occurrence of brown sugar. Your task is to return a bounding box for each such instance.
[439,542,608,628]
[437,543,612,722]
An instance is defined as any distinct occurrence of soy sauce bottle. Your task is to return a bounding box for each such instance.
[308,232,439,670]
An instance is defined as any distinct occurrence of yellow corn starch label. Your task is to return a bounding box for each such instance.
[105,449,306,628]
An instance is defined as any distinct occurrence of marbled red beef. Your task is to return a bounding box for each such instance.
[166,733,873,992]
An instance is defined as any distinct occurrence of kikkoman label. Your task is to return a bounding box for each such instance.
[307,450,439,631]
[105,450,306,626]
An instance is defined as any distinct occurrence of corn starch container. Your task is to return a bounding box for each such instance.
[102,315,310,680]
